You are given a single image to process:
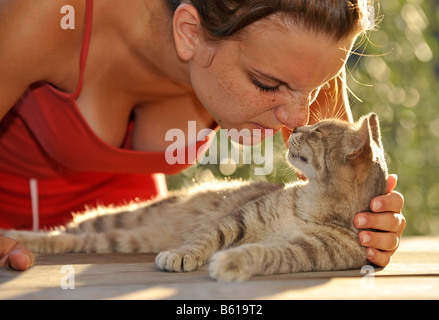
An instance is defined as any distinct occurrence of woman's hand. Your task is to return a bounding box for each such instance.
[0,235,34,271]
[354,174,406,267]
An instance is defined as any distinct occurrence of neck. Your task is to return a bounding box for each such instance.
[143,1,192,85]
[107,0,192,86]
[297,179,361,230]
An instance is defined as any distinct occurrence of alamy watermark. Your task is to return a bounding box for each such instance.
[165,121,275,176]
[361,265,375,289]
[60,5,75,30]
[60,265,75,290]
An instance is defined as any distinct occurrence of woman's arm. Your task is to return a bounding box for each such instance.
[0,0,84,269]
[0,0,82,120]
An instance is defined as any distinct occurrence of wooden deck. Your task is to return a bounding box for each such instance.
[1,236,438,300]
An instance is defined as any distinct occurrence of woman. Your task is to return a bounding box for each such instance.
[0,0,405,270]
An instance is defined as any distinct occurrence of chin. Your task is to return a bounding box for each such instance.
[287,155,313,180]
[228,134,262,146]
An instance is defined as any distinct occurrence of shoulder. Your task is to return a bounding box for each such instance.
[0,0,87,83]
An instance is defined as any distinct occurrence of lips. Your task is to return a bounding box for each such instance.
[252,123,281,137]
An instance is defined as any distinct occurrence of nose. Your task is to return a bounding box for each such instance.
[275,102,309,131]
[292,126,308,134]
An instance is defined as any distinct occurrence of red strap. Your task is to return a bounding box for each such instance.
[72,0,93,99]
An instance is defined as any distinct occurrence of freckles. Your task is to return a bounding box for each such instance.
[242,93,280,116]
[215,69,277,118]
[218,77,233,92]
[256,95,279,109]
[217,67,236,91]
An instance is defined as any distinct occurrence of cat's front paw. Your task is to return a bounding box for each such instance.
[209,250,252,282]
[4,230,41,253]
[156,250,204,272]
[5,230,27,243]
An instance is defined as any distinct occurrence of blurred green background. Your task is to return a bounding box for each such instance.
[167,0,439,236]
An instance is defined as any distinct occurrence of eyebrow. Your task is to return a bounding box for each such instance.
[249,67,292,90]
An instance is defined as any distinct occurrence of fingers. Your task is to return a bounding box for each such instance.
[0,235,34,271]
[354,211,406,268]
[359,230,400,251]
[386,174,398,194]
[354,206,406,268]
[365,248,393,268]
[354,173,405,268]
[354,211,406,234]
[358,230,400,268]
[370,191,404,213]
[9,243,34,271]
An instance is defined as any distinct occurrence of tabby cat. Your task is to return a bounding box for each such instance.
[5,113,388,281]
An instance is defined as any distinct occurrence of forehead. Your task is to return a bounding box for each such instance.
[314,120,354,140]
[236,16,357,90]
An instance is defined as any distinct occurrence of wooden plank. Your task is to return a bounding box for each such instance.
[0,236,438,300]
[2,274,438,300]
[33,253,157,265]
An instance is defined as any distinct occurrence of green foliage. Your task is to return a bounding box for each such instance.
[166,130,293,189]
[167,0,439,235]
[347,0,439,235]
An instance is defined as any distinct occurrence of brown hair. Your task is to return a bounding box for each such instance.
[166,0,374,41]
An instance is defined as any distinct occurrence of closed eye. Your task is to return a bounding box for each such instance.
[250,77,281,93]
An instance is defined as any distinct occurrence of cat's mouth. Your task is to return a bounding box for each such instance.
[289,152,308,163]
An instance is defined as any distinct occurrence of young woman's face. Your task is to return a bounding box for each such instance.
[189,17,357,144]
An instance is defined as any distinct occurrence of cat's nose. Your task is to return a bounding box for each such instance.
[292,127,306,134]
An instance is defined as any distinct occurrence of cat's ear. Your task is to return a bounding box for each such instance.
[347,117,374,183]
[367,113,384,150]
[347,116,373,161]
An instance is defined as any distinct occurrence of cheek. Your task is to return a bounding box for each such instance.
[248,94,281,110]
[216,71,274,117]
[191,62,279,124]
[222,78,281,115]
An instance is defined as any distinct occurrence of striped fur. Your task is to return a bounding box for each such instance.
[6,113,388,281]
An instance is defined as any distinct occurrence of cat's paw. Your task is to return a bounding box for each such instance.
[4,230,41,253]
[5,230,27,243]
[5,230,44,249]
[209,250,252,282]
[155,250,204,272]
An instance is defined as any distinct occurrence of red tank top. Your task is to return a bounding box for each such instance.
[0,0,217,230]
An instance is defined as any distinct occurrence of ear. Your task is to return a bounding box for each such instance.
[367,113,383,150]
[173,4,202,61]
[347,117,375,184]
[347,116,373,161]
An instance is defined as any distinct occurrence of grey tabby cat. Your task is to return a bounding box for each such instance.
[5,113,388,281]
